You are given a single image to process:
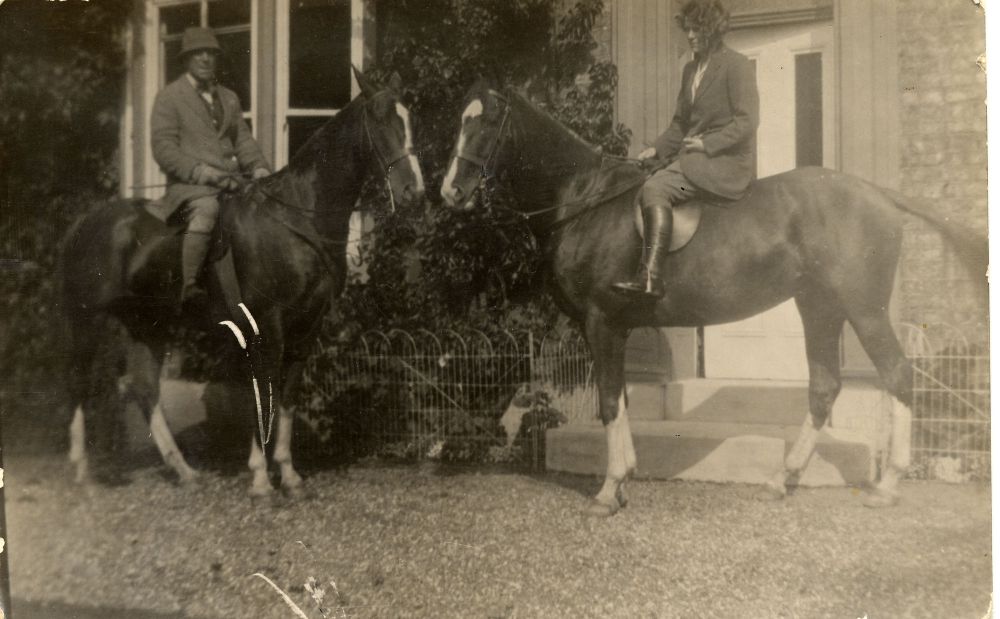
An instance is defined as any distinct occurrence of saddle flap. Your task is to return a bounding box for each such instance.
[634,202,703,252]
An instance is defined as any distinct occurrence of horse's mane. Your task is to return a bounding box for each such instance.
[287,95,364,172]
[500,88,642,215]
[504,88,603,167]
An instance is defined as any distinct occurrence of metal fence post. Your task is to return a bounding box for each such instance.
[527,331,539,471]
[0,410,11,619]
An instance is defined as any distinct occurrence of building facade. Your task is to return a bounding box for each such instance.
[119,0,987,383]
[119,0,376,265]
[602,0,987,382]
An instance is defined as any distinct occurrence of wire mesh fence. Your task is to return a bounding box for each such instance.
[300,329,596,469]
[299,323,988,479]
[897,323,990,480]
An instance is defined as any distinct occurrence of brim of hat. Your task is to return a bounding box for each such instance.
[178,46,221,58]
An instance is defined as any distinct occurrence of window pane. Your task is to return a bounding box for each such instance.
[161,3,200,35]
[209,0,251,28]
[288,116,334,160]
[217,30,252,110]
[164,39,186,84]
[289,0,351,109]
[795,52,823,168]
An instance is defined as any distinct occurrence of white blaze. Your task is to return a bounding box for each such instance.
[395,102,424,193]
[442,99,484,196]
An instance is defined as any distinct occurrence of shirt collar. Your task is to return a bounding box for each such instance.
[186,73,216,94]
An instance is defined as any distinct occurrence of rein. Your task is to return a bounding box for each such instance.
[243,103,410,275]
[458,91,648,230]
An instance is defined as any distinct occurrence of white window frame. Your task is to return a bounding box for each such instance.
[141,0,259,199]
[274,0,367,168]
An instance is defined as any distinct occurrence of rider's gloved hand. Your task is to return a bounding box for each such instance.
[252,167,270,180]
[637,147,657,161]
[194,164,238,190]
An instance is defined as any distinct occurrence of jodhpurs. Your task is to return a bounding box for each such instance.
[185,195,220,234]
[642,160,699,208]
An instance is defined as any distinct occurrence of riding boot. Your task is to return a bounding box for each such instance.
[612,202,673,299]
[180,230,212,311]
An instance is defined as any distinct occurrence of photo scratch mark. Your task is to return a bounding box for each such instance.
[252,572,311,619]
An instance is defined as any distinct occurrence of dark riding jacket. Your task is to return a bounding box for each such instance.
[653,44,758,200]
[150,76,271,217]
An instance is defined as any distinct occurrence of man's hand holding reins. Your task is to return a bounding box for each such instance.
[682,135,706,153]
[194,163,240,191]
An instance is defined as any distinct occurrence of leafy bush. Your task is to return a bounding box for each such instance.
[0,2,132,438]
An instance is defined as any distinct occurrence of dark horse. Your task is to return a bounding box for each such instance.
[61,71,424,499]
[440,83,987,516]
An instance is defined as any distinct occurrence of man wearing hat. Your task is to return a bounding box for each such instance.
[151,26,272,308]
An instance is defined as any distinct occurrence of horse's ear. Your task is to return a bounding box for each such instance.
[352,65,378,98]
[387,71,402,94]
[470,75,493,98]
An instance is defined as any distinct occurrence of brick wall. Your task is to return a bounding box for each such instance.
[896,1,988,344]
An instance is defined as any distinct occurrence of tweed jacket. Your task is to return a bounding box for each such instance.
[652,44,758,200]
[150,75,271,215]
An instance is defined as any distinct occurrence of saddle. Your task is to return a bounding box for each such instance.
[632,187,744,252]
[123,191,244,315]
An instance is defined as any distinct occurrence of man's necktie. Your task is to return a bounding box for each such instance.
[199,84,224,130]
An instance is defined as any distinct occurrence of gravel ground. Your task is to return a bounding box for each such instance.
[6,454,992,619]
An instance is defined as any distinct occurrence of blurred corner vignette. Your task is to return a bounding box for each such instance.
[0,1,991,618]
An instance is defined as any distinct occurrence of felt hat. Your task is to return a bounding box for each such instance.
[178,27,221,58]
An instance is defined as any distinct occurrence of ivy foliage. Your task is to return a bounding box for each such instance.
[332,0,631,340]
[0,1,133,404]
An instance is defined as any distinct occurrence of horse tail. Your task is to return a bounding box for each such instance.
[881,187,989,289]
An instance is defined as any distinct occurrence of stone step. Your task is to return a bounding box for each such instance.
[546,419,874,487]
[625,381,668,420]
[663,378,809,425]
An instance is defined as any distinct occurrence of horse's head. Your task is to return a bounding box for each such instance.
[354,67,425,208]
[441,81,512,210]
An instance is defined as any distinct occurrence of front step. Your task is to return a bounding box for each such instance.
[546,419,873,486]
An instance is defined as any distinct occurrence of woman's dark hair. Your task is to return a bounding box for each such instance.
[674,0,731,41]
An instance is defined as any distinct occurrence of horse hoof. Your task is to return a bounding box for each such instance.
[177,471,200,486]
[250,490,277,508]
[583,499,620,518]
[862,489,900,508]
[756,483,787,502]
[282,484,313,501]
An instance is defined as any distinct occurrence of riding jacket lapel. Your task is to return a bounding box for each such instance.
[692,47,726,104]
[217,89,234,137]
[178,76,218,133]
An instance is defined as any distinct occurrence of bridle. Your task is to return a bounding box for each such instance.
[449,90,648,231]
[453,89,512,183]
[362,103,415,212]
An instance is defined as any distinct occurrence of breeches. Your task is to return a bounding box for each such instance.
[642,160,699,208]
[184,195,220,234]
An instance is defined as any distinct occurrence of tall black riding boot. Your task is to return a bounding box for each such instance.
[180,230,212,310]
[612,202,673,299]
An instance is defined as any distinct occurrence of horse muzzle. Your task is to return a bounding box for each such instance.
[440,181,477,211]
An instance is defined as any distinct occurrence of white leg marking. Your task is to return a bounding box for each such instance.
[149,404,197,483]
[69,405,85,463]
[274,405,302,491]
[595,394,635,507]
[876,397,912,495]
[69,405,89,483]
[248,435,271,496]
[785,417,821,472]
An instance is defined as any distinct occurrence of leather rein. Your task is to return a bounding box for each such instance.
[249,102,413,273]
[453,90,649,231]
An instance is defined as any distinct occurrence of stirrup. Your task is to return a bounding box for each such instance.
[611,276,664,299]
